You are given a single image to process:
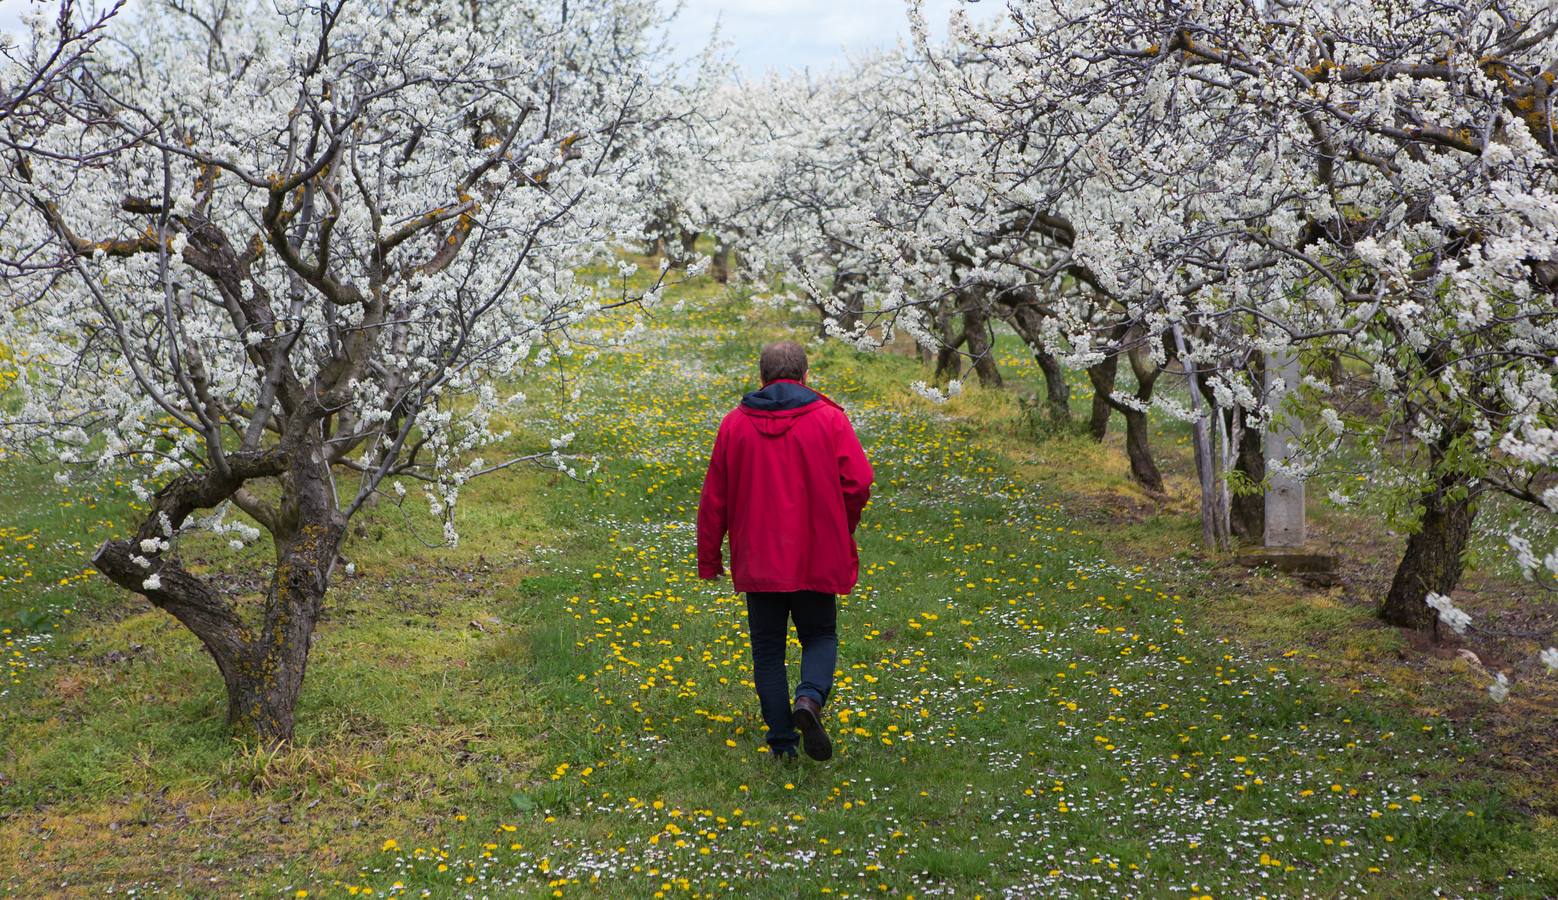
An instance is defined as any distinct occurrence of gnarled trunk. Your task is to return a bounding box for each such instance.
[95,511,343,749]
[238,516,343,744]
[962,300,1002,387]
[675,228,699,265]
[1088,333,1162,491]
[1003,301,1071,424]
[1034,351,1070,424]
[1122,343,1164,492]
[92,442,346,749]
[1120,407,1161,491]
[932,287,1003,387]
[1381,473,1478,631]
[712,242,732,283]
[1087,356,1118,441]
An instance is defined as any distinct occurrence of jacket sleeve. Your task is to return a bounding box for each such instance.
[836,412,874,534]
[696,420,729,578]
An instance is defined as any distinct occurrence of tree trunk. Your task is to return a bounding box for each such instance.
[1230,415,1265,541]
[830,270,865,335]
[91,442,345,749]
[675,228,699,265]
[1087,336,1163,491]
[934,299,965,382]
[1191,371,1265,542]
[96,512,342,749]
[224,641,306,746]
[233,517,342,745]
[1087,356,1118,441]
[963,301,1002,387]
[1003,301,1071,424]
[1172,325,1227,548]
[1381,475,1478,631]
[712,242,732,283]
[1035,350,1071,424]
[935,336,964,381]
[1121,408,1162,492]
[1120,344,1164,493]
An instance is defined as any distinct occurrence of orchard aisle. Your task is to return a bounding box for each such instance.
[320,293,1536,898]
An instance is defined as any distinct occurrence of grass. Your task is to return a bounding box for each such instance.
[1,262,1555,897]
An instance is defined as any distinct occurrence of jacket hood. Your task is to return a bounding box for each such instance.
[738,379,835,437]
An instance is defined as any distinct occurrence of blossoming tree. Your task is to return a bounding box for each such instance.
[0,0,677,746]
[875,0,1558,623]
[967,0,1558,628]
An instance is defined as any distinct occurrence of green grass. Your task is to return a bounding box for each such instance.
[0,457,140,702]
[1,266,1554,897]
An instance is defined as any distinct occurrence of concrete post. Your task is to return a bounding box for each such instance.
[1263,348,1305,548]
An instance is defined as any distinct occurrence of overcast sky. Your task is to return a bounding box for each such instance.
[1,0,975,74]
[664,0,971,74]
[0,2,31,38]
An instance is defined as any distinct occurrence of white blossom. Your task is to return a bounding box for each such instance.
[1426,592,1471,635]
[1488,672,1509,703]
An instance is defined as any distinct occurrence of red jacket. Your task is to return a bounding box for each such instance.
[697,379,873,594]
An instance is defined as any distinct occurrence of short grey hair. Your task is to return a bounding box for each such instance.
[759,341,808,383]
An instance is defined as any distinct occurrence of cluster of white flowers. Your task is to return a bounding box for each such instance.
[908,380,961,404]
[1425,593,1472,636]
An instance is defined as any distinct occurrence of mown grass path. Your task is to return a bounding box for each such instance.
[299,295,1540,899]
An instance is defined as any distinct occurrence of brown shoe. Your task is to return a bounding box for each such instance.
[792,696,832,761]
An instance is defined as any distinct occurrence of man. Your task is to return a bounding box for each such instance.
[697,340,874,763]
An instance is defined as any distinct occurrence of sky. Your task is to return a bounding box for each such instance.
[1,0,974,74]
[0,2,31,39]
[662,0,971,75]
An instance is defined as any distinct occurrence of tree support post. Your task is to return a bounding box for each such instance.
[1263,348,1305,548]
[1241,348,1338,584]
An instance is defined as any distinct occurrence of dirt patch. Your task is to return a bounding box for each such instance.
[0,790,333,896]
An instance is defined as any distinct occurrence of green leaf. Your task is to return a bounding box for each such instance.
[16,606,55,632]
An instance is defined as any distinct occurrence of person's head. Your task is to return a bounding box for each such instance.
[759,341,808,385]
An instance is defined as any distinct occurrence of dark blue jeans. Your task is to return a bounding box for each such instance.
[745,590,837,754]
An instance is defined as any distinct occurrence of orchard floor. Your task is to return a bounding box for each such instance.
[1,266,1555,898]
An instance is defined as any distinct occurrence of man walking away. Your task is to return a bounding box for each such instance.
[696,341,874,763]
